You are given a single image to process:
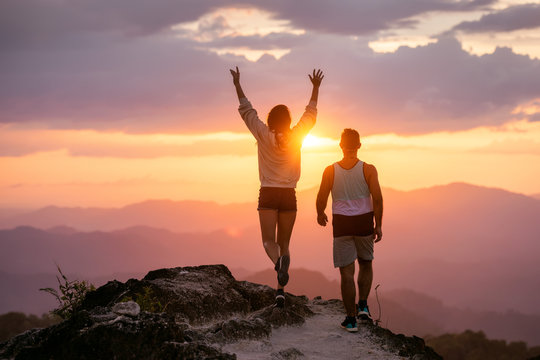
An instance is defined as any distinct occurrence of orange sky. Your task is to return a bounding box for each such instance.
[1,118,539,208]
[2,1,540,208]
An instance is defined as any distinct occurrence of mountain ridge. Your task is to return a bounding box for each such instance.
[1,182,538,232]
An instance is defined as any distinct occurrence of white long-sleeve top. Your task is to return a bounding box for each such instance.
[238,97,317,188]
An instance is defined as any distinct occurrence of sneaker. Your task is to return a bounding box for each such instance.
[275,255,290,287]
[340,316,358,332]
[274,291,285,308]
[357,305,372,322]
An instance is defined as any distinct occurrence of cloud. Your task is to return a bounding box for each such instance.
[452,4,540,33]
[2,0,540,135]
[0,0,227,50]
[2,32,540,134]
[0,0,496,50]
[204,32,307,50]
[255,0,496,36]
[292,35,540,134]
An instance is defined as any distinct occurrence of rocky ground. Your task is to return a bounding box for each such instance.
[0,265,440,359]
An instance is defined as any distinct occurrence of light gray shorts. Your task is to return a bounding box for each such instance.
[333,234,374,268]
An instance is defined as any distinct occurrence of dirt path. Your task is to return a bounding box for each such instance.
[223,300,404,360]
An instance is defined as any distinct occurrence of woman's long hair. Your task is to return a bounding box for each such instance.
[267,105,292,149]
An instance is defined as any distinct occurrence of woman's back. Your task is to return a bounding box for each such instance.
[238,97,317,188]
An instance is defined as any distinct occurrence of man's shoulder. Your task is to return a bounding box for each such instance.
[363,162,377,172]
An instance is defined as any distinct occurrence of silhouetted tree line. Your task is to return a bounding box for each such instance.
[0,312,59,342]
[426,330,540,360]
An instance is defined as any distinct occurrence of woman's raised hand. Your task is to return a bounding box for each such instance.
[309,69,324,87]
[230,66,240,85]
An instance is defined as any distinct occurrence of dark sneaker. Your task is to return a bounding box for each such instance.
[274,290,285,308]
[275,255,290,287]
[357,305,372,322]
[340,316,358,332]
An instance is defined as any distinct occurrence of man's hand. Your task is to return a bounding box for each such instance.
[317,213,328,226]
[374,226,383,243]
[309,69,324,88]
[230,66,240,85]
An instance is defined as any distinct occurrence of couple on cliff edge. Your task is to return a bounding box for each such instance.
[230,67,383,333]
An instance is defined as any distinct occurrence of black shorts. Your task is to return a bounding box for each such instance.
[332,212,374,238]
[257,187,297,212]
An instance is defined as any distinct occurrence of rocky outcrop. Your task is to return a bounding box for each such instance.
[0,265,311,360]
[0,265,440,359]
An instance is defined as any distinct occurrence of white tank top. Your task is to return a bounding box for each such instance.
[331,161,373,216]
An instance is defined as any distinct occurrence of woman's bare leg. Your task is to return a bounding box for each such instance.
[258,209,280,264]
[277,211,296,257]
[275,211,296,289]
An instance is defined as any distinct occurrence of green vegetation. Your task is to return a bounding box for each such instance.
[39,264,95,320]
[0,312,59,342]
[426,330,540,360]
[121,286,167,313]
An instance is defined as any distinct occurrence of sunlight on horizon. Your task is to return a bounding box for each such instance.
[1,120,539,208]
[302,134,338,148]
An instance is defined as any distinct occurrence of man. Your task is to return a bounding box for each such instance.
[316,128,383,332]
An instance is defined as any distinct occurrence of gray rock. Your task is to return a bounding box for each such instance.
[112,301,140,317]
[271,347,305,359]
[0,264,312,360]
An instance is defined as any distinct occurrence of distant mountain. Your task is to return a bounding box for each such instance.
[2,184,539,264]
[1,182,539,315]
[0,200,254,233]
[0,225,267,277]
[383,288,540,347]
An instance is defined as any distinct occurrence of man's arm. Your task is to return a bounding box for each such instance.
[316,165,334,226]
[365,164,383,242]
[229,66,246,101]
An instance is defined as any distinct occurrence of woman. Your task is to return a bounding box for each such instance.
[230,66,324,307]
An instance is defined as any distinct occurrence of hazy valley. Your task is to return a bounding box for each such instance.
[1,182,539,346]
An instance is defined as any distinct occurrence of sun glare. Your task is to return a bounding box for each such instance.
[302,134,338,149]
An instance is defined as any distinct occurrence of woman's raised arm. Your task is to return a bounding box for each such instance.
[308,69,324,103]
[230,66,246,101]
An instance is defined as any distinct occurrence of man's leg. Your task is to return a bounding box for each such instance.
[357,259,373,316]
[339,262,356,317]
[258,210,279,264]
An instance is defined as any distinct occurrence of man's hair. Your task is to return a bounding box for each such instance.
[340,128,360,149]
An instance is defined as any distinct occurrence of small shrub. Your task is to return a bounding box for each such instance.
[40,264,95,320]
[121,286,167,313]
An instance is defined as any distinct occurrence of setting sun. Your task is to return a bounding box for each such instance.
[302,134,337,148]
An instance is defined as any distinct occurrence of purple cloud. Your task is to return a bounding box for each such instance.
[2,0,539,136]
[453,4,540,33]
[2,32,540,135]
[0,0,496,51]
[256,0,496,36]
[0,0,227,50]
[204,32,308,50]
